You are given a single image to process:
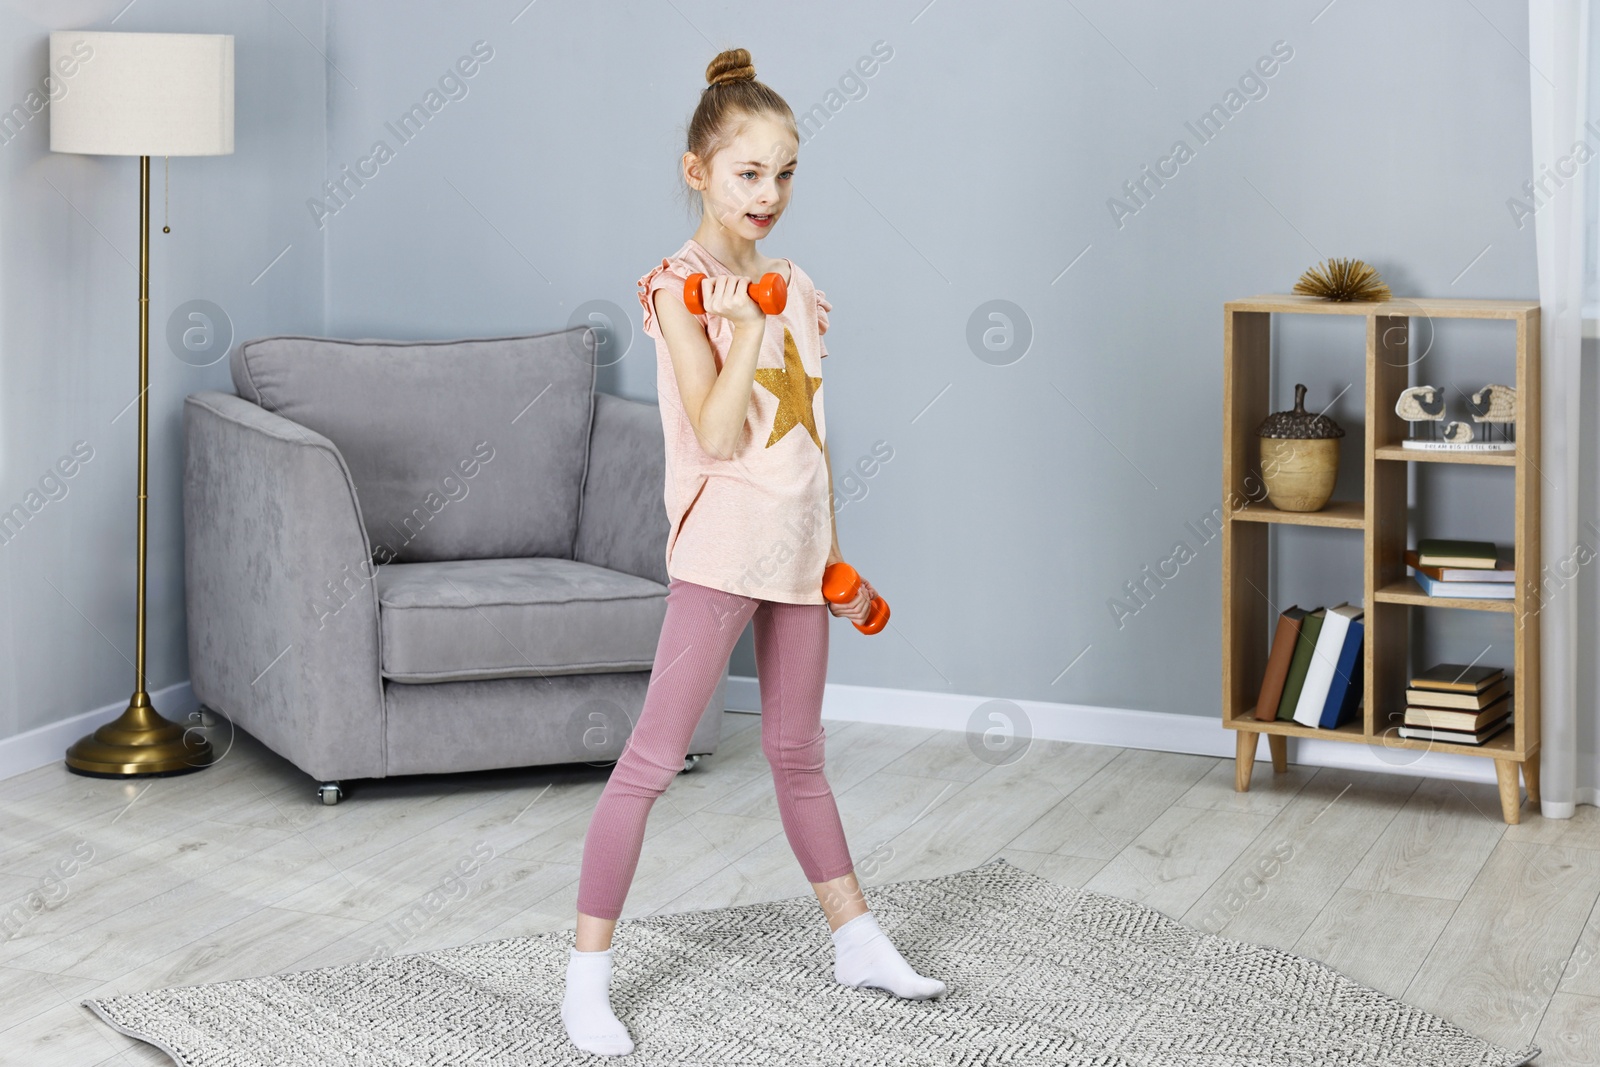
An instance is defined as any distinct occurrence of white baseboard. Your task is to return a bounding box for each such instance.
[4,676,1586,806]
[726,676,1520,789]
[0,681,198,782]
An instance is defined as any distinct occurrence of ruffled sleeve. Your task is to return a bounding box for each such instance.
[815,287,831,358]
[637,257,696,339]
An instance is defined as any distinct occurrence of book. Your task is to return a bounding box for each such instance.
[1416,538,1499,568]
[1398,714,1511,746]
[1411,570,1514,599]
[1254,606,1308,721]
[1405,548,1514,583]
[1276,608,1326,721]
[1410,663,1507,692]
[1317,615,1364,730]
[1405,677,1510,710]
[1294,603,1363,727]
[1405,691,1512,731]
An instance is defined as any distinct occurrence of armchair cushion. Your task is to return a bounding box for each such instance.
[375,557,667,683]
[230,331,596,564]
[574,392,670,586]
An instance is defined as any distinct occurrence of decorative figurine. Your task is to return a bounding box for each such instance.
[1396,385,1445,441]
[1467,384,1517,443]
[1256,383,1345,512]
[1397,382,1515,452]
[1292,258,1392,302]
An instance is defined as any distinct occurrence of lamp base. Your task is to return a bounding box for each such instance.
[64,691,213,778]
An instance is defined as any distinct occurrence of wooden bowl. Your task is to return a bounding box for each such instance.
[1259,437,1340,511]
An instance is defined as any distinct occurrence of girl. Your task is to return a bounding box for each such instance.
[560,47,945,1057]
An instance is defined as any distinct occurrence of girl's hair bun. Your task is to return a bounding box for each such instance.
[705,47,757,89]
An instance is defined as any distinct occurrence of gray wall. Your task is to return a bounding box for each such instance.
[318,0,1546,712]
[1,0,1584,750]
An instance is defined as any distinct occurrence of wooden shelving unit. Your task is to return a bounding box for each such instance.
[1222,293,1541,824]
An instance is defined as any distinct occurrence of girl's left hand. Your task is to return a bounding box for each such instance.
[828,577,877,625]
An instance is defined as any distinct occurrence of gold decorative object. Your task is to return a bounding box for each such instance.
[1256,383,1345,512]
[1292,258,1391,302]
[50,31,234,778]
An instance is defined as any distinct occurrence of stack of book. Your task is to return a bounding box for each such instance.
[1252,602,1364,729]
[1397,663,1512,745]
[1407,539,1514,600]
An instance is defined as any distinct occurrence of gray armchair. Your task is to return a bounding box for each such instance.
[182,329,725,803]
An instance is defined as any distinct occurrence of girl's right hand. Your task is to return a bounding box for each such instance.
[700,275,767,329]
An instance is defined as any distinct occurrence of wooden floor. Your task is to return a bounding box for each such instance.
[2,709,1597,1065]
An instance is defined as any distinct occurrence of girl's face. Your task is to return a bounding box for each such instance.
[689,114,798,241]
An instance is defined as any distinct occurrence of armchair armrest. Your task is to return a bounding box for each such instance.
[182,391,386,781]
[574,392,669,585]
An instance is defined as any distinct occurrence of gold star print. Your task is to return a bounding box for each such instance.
[753,327,823,450]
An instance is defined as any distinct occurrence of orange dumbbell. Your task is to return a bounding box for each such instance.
[822,562,890,635]
[682,271,787,317]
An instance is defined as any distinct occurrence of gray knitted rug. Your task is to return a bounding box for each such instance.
[84,856,1538,1066]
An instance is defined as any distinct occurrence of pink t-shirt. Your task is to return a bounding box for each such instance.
[637,237,833,605]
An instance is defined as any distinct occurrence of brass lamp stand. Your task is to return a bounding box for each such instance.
[49,30,235,779]
[65,155,209,778]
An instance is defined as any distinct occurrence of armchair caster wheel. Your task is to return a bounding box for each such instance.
[318,781,344,805]
[682,754,703,773]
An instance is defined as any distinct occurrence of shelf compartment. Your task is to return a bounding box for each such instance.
[1225,711,1366,742]
[1228,710,1532,759]
[1229,499,1364,528]
[1369,713,1530,759]
[1374,444,1517,467]
[1373,578,1515,613]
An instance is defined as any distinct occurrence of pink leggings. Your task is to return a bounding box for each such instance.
[575,577,856,920]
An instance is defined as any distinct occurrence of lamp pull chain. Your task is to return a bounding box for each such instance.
[162,156,170,234]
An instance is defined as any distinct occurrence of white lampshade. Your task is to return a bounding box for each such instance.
[49,31,233,157]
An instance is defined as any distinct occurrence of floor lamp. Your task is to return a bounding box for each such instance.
[50,30,234,778]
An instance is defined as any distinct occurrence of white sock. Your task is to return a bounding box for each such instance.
[831,911,946,999]
[561,946,634,1056]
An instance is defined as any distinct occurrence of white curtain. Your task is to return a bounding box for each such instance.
[1528,0,1592,815]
